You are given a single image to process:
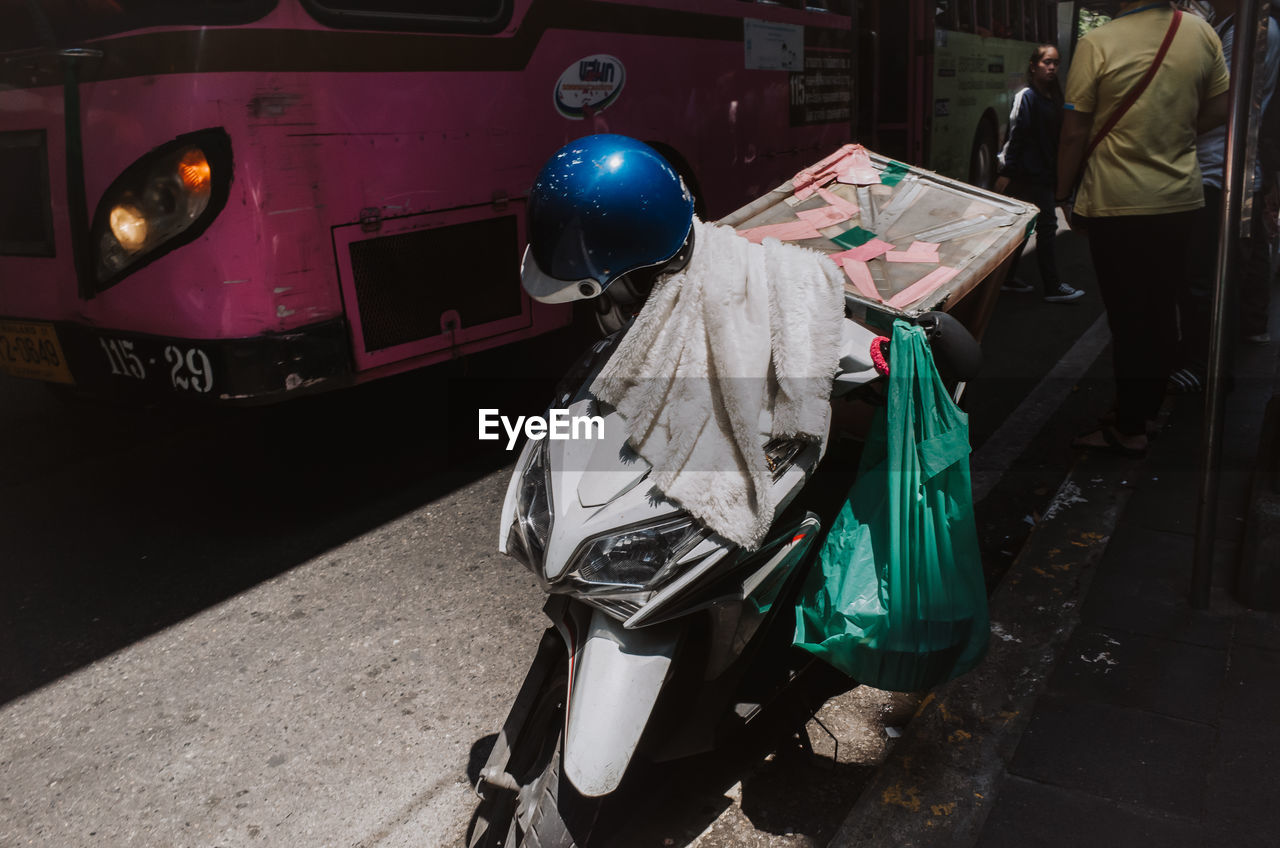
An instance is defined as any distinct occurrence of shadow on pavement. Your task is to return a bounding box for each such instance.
[604,709,883,847]
[0,326,588,706]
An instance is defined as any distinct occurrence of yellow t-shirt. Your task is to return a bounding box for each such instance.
[1064,6,1230,217]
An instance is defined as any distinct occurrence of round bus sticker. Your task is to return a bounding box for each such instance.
[554,55,626,119]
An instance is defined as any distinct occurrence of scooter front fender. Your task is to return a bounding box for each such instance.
[563,609,678,797]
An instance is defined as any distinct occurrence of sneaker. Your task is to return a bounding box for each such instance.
[1244,332,1272,344]
[1044,283,1085,303]
[1001,277,1034,293]
[1168,366,1205,394]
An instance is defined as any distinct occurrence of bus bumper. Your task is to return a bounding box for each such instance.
[1,317,353,404]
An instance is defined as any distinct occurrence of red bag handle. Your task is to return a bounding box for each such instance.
[1082,9,1184,161]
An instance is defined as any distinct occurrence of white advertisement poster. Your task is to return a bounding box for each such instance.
[744,19,803,71]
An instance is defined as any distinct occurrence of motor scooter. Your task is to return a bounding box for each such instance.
[466,303,980,848]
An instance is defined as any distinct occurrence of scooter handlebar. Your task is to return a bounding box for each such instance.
[917,310,983,383]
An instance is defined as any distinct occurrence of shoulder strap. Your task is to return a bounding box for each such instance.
[1083,9,1184,161]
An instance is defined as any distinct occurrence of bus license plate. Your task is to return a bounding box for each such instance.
[0,320,74,384]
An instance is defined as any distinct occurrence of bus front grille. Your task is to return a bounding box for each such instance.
[0,130,55,257]
[348,213,524,353]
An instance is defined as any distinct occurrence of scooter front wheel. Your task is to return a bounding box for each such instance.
[468,665,601,848]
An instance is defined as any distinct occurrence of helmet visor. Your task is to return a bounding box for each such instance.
[520,245,603,304]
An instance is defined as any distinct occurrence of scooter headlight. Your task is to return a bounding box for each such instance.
[511,439,552,568]
[567,516,705,590]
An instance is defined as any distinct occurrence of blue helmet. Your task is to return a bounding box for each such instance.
[521,134,695,303]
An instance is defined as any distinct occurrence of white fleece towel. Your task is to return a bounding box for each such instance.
[590,218,845,549]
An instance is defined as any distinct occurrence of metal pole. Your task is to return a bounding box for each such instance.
[1192,0,1261,609]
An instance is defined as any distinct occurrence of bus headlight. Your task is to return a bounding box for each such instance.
[108,204,148,252]
[91,128,232,292]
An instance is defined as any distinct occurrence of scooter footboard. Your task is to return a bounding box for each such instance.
[564,610,679,797]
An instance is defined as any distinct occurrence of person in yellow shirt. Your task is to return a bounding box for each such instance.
[1058,0,1230,455]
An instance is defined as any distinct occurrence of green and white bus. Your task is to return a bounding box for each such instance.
[854,1,1068,187]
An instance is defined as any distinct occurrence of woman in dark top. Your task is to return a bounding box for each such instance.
[996,44,1084,303]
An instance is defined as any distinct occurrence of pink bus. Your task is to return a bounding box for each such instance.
[0,0,853,403]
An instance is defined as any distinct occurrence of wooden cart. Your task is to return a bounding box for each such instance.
[718,144,1038,344]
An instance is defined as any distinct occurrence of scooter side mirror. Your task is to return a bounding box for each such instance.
[917,311,982,383]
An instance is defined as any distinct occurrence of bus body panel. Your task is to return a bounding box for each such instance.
[0,0,853,401]
[3,71,340,339]
[1,82,75,323]
[84,74,338,338]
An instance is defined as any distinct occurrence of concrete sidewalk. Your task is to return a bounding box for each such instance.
[830,323,1280,845]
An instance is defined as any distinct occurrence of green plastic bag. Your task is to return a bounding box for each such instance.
[794,320,988,692]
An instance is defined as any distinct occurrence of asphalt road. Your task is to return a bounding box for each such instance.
[0,222,1116,847]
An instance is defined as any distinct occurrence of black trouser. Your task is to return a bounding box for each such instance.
[1239,211,1274,338]
[1182,184,1272,363]
[1007,181,1061,292]
[1085,211,1197,436]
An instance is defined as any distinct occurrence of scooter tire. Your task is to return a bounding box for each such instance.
[468,668,601,848]
[520,742,592,848]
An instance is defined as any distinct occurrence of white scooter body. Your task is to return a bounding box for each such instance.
[486,314,882,800]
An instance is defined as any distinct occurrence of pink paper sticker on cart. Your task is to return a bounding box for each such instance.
[837,169,880,186]
[887,266,960,308]
[905,240,941,257]
[835,147,880,185]
[796,206,852,229]
[841,258,881,300]
[814,187,860,217]
[737,220,825,244]
[791,146,866,198]
[885,240,941,263]
[830,238,894,262]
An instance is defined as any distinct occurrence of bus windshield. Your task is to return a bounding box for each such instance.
[0,0,277,51]
[298,0,511,33]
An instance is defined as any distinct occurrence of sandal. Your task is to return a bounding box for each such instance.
[1070,426,1148,457]
[1097,409,1160,439]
